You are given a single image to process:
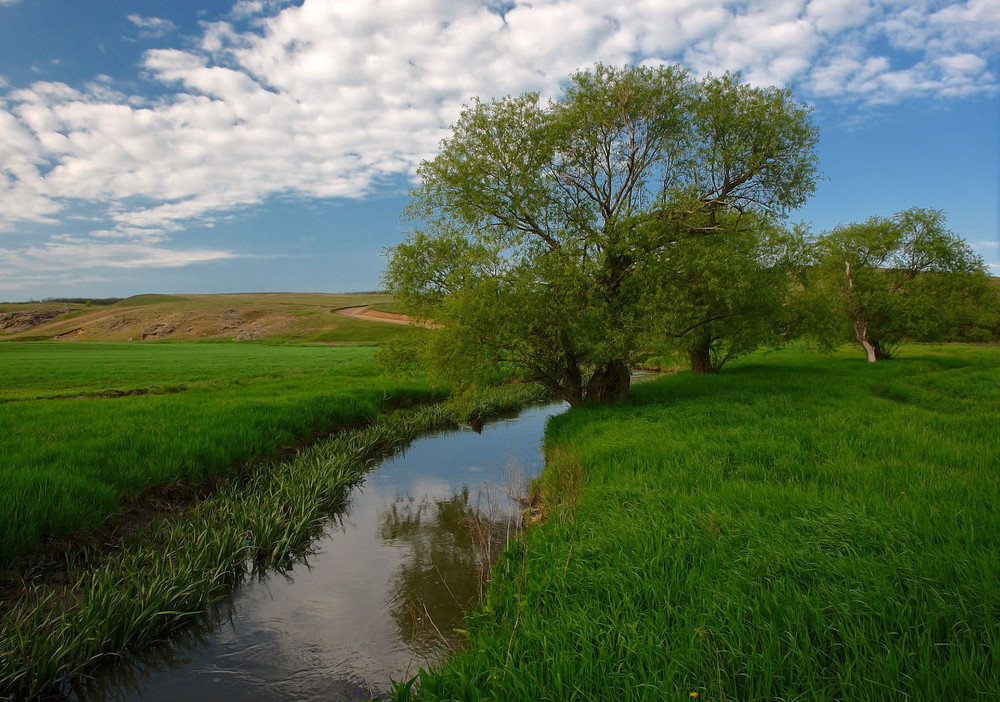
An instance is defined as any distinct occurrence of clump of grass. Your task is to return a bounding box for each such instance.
[398,345,1000,700]
[0,382,547,700]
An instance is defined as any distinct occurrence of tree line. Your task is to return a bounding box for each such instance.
[383,64,999,405]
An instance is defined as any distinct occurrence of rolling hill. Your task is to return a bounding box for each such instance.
[0,293,407,344]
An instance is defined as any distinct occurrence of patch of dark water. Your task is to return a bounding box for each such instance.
[74,402,566,702]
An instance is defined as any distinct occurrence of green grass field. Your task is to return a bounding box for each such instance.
[402,345,1000,700]
[0,342,436,566]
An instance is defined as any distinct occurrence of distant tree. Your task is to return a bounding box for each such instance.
[814,207,988,362]
[909,264,1000,344]
[647,213,808,374]
[385,64,818,405]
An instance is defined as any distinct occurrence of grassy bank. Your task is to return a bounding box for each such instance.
[401,345,1000,700]
[0,342,436,565]
[0,382,548,699]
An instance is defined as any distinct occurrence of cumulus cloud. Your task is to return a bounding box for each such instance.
[0,0,997,280]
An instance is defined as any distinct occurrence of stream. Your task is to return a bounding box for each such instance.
[75,401,566,702]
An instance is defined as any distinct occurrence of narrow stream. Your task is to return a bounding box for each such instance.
[77,401,566,702]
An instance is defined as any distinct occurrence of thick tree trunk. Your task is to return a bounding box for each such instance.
[583,360,631,403]
[539,330,588,406]
[537,372,584,408]
[856,334,891,362]
[689,336,719,374]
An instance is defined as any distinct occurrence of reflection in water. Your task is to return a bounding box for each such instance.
[381,488,481,655]
[74,402,564,702]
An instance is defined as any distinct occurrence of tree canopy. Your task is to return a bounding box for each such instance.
[647,212,809,374]
[813,207,991,362]
[385,64,819,405]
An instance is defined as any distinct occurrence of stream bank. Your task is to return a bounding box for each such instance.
[77,401,566,701]
[0,383,550,700]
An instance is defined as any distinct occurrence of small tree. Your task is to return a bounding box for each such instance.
[385,64,818,405]
[814,207,988,362]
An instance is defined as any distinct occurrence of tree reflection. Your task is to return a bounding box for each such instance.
[378,487,507,656]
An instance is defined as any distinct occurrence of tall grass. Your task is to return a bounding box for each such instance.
[0,382,548,699]
[0,342,437,565]
[400,345,1000,700]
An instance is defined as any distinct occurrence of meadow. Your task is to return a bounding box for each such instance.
[0,341,433,566]
[401,345,1000,700]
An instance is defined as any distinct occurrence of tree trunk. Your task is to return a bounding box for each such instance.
[535,371,584,408]
[689,336,718,374]
[845,259,883,364]
[871,339,890,361]
[859,338,878,363]
[539,330,587,406]
[584,360,631,403]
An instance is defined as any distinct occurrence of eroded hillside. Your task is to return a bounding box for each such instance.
[0,293,405,344]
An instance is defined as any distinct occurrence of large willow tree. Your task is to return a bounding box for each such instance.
[385,64,818,405]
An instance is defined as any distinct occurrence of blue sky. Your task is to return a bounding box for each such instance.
[1,0,997,301]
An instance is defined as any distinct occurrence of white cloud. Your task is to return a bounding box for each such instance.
[806,0,875,34]
[0,238,236,273]
[0,0,997,281]
[127,15,178,39]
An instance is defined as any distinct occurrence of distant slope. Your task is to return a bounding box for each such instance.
[0,293,408,344]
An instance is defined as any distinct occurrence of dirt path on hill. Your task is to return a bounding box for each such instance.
[332,305,415,325]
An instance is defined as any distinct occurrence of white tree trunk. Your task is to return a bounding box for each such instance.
[859,338,878,363]
[845,260,878,362]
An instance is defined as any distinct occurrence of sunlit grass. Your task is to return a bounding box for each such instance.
[402,344,1000,700]
[0,342,437,565]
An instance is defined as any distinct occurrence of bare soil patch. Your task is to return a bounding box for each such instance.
[332,305,414,325]
[0,308,72,333]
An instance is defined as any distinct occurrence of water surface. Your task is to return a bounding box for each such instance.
[79,402,565,701]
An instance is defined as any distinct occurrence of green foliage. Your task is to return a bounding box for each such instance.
[41,297,124,306]
[385,64,818,405]
[812,207,993,361]
[647,213,809,373]
[402,345,1000,700]
[0,342,438,565]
